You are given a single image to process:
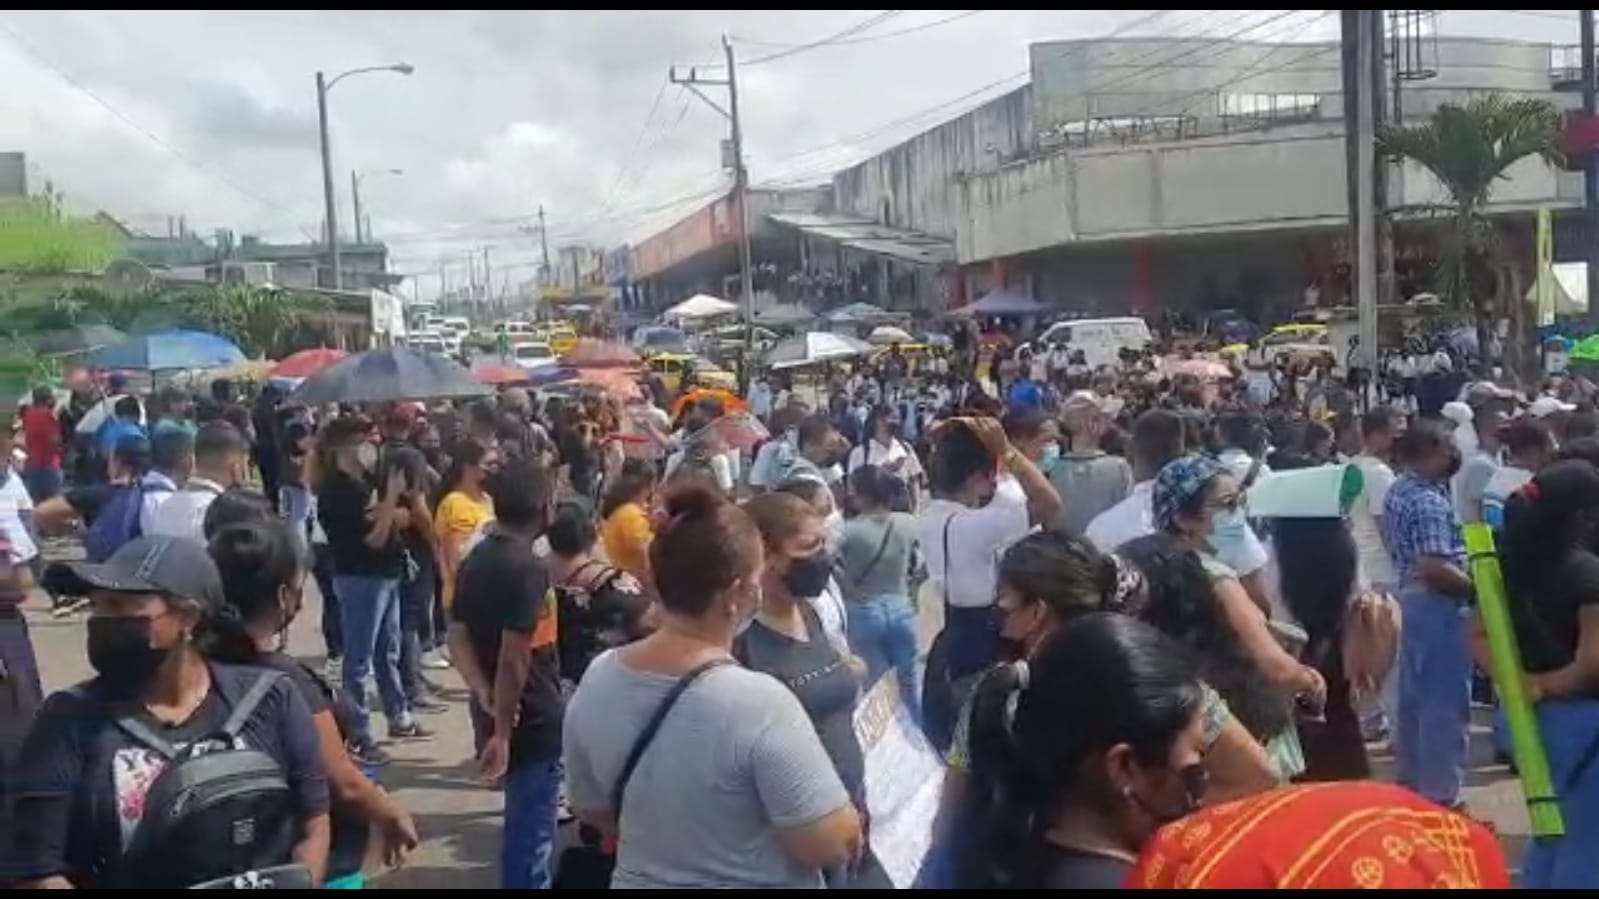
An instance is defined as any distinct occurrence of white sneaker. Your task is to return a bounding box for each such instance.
[420,650,451,670]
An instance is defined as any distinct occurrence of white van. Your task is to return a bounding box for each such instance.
[1034,316,1152,369]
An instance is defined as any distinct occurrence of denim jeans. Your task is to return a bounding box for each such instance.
[1395,587,1471,807]
[502,756,562,889]
[314,545,342,659]
[335,574,409,740]
[21,467,61,503]
[846,594,920,713]
[397,566,435,703]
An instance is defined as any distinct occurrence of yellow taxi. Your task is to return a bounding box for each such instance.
[1230,322,1333,366]
[545,323,579,356]
[646,352,737,392]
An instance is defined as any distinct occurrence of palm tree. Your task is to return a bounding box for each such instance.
[1377,94,1563,375]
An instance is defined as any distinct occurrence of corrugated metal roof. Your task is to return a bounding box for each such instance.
[766,211,954,266]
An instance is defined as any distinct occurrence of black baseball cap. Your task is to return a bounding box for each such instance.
[64,535,224,609]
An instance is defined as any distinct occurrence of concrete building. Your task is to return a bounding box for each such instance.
[625,186,827,313]
[0,152,25,198]
[125,227,400,293]
[805,35,1589,323]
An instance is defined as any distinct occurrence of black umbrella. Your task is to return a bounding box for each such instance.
[34,324,126,356]
[287,346,491,405]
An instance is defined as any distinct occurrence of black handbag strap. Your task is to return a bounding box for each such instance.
[852,517,897,589]
[611,658,734,816]
[941,510,959,614]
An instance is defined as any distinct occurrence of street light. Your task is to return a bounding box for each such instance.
[351,168,403,243]
[316,63,413,290]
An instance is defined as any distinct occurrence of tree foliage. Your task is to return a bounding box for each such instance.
[1376,94,1563,308]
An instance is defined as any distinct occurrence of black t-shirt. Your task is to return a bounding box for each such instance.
[1037,845,1133,889]
[1514,548,1599,674]
[249,652,369,879]
[734,602,865,801]
[2,662,328,887]
[553,560,651,683]
[317,471,403,578]
[451,530,563,764]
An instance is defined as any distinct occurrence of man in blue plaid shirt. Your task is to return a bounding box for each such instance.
[1383,420,1474,809]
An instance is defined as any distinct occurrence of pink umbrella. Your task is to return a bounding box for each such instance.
[563,338,640,368]
[271,348,347,378]
[472,363,532,386]
[1163,357,1233,380]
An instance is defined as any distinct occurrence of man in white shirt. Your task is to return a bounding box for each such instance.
[0,428,38,568]
[1346,408,1403,590]
[140,428,193,534]
[1482,417,1556,530]
[148,421,247,543]
[746,376,774,422]
[1087,409,1273,602]
[1214,411,1271,486]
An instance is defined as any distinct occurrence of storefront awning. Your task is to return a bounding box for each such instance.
[766,211,955,266]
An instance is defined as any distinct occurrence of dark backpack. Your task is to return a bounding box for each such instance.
[84,482,163,563]
[111,672,300,889]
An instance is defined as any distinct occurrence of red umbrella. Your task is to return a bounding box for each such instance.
[573,367,643,401]
[563,338,640,368]
[271,348,347,378]
[473,363,532,386]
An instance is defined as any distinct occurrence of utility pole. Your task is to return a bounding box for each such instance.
[671,34,756,390]
[316,71,341,290]
[1355,10,1380,375]
[1584,10,1599,328]
[538,205,552,286]
[482,247,492,309]
[350,170,363,244]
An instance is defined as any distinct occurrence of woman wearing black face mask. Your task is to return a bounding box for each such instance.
[4,536,330,888]
[963,614,1210,889]
[207,519,420,887]
[737,492,882,887]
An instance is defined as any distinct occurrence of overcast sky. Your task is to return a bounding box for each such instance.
[0,10,1580,297]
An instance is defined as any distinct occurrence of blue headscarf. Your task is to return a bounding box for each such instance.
[1152,453,1225,532]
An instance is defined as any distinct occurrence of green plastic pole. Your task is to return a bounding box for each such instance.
[1463,522,1565,838]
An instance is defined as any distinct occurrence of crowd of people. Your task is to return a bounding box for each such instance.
[2,329,1596,889]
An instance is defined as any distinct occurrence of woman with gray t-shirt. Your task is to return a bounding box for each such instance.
[838,465,920,709]
[562,483,861,888]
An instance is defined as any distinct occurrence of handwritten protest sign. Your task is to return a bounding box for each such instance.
[851,675,945,888]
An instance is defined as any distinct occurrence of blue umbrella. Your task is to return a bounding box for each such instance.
[288,345,491,405]
[87,329,245,371]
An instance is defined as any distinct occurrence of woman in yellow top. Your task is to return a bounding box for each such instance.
[434,441,499,611]
[599,458,657,585]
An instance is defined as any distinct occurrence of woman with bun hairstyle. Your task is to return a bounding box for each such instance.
[561,483,862,889]
[206,519,419,887]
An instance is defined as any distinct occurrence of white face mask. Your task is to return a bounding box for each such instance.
[355,442,379,473]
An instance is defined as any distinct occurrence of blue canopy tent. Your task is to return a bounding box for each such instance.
[86,329,245,371]
[949,288,1052,317]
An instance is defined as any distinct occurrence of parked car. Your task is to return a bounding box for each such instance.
[1241,322,1335,367]
[646,352,736,393]
[411,332,447,356]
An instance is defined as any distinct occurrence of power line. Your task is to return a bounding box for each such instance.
[0,19,313,228]
[737,10,987,48]
[738,11,906,66]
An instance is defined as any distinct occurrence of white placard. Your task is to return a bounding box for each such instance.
[851,675,945,888]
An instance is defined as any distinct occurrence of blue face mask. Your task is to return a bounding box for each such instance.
[1038,443,1063,475]
[1207,507,1251,557]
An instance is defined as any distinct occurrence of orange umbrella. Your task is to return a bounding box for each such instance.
[573,367,643,401]
[672,387,747,418]
[563,338,640,368]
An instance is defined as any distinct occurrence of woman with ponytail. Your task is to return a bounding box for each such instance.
[1498,459,1599,888]
[963,614,1208,888]
[207,520,419,887]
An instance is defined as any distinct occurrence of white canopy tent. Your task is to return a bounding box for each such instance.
[663,293,739,322]
[764,331,873,369]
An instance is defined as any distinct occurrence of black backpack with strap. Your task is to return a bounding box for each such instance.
[111,672,302,889]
